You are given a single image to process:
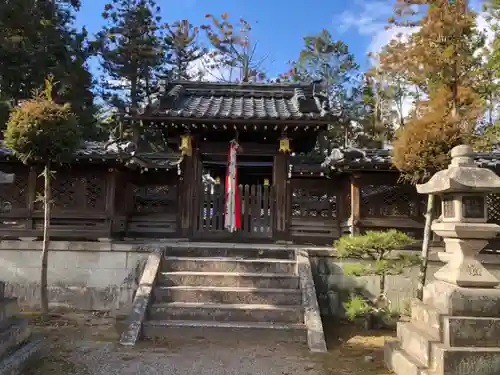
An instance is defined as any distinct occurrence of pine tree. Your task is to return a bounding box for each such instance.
[96,0,165,112]
[164,20,206,80]
[282,30,366,147]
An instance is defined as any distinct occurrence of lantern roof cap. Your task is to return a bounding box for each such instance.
[416,145,500,194]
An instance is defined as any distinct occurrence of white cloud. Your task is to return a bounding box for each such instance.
[187,52,238,82]
[336,0,418,54]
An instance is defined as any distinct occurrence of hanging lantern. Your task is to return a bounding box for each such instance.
[279,137,291,153]
[180,135,192,156]
[264,178,270,186]
[215,176,221,185]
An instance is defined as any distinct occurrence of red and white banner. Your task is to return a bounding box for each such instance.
[224,140,241,232]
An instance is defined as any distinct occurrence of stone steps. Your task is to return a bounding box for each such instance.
[398,322,439,368]
[144,246,307,343]
[158,271,300,289]
[153,285,302,305]
[142,320,307,342]
[165,246,295,260]
[149,302,303,323]
[163,256,296,274]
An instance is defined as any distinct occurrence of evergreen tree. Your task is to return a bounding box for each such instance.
[282,30,390,148]
[96,0,165,112]
[164,20,206,80]
[0,0,97,137]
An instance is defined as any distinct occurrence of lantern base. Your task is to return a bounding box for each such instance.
[434,238,499,288]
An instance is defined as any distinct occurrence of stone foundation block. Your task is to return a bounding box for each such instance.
[431,343,500,375]
[410,299,441,340]
[423,281,500,317]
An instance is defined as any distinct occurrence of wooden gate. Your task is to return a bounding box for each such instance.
[195,183,272,239]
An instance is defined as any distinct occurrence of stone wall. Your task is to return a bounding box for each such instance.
[310,249,500,316]
[3,240,500,317]
[0,240,152,312]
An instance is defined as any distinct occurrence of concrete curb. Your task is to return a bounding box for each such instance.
[297,249,327,353]
[119,247,163,346]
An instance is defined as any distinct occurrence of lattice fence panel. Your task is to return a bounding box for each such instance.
[37,171,107,211]
[0,167,29,212]
[85,175,106,209]
[134,184,178,214]
[291,180,337,219]
[360,184,419,218]
[487,193,500,223]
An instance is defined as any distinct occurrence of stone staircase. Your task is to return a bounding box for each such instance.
[141,245,309,342]
[0,282,44,374]
[386,298,500,375]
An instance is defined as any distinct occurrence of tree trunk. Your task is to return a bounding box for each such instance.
[40,162,51,320]
[416,194,434,301]
[378,274,386,305]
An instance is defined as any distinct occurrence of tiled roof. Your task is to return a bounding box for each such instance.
[141,81,334,121]
[0,140,132,159]
[0,141,183,169]
[322,148,500,171]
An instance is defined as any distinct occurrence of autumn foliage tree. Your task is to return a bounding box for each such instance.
[382,0,484,300]
[4,77,80,319]
[201,13,266,82]
[387,0,484,179]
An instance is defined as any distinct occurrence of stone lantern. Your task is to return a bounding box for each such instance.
[416,144,500,288]
[385,145,500,375]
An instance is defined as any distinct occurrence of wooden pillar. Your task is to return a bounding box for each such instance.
[104,169,118,239]
[179,147,201,238]
[348,174,361,236]
[273,153,290,242]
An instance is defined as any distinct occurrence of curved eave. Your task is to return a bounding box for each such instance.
[120,114,334,126]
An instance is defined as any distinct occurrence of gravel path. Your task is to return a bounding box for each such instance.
[30,337,323,375]
[24,313,391,375]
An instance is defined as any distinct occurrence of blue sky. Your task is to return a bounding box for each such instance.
[75,0,404,78]
[75,0,487,79]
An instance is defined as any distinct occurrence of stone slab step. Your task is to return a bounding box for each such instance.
[149,302,303,323]
[158,271,300,289]
[398,322,438,368]
[411,299,441,340]
[154,286,302,305]
[0,319,30,358]
[163,257,296,274]
[442,316,500,348]
[165,246,295,260]
[142,320,307,343]
[0,335,45,375]
[385,339,428,375]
